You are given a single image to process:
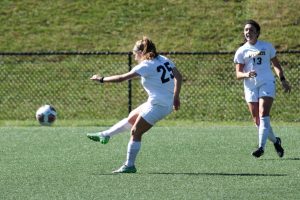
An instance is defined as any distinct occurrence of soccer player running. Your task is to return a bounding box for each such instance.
[87,36,182,173]
[234,20,291,158]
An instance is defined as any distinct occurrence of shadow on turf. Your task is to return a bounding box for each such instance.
[262,157,300,161]
[148,172,287,177]
[91,172,287,176]
[286,157,300,160]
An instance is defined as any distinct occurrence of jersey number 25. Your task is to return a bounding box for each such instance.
[156,62,174,83]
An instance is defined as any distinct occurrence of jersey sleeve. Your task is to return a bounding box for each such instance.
[130,62,148,76]
[233,48,245,64]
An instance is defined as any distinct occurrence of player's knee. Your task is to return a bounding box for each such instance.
[128,114,138,125]
[131,127,137,136]
[130,127,142,141]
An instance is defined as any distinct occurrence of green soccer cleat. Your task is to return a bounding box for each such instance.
[87,133,110,144]
[112,165,137,174]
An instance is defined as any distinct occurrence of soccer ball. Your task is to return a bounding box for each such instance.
[36,105,57,126]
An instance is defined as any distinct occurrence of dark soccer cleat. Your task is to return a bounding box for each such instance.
[252,147,264,158]
[274,137,284,158]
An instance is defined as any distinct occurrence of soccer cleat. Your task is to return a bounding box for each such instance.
[274,137,284,158]
[87,133,110,144]
[252,147,264,158]
[112,165,137,174]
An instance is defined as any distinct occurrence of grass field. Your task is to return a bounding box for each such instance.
[1,1,299,199]
[1,123,300,200]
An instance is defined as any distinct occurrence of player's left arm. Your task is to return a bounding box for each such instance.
[271,56,291,93]
[90,71,140,83]
[172,67,182,111]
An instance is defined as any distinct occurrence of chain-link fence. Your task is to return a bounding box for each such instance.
[0,51,299,122]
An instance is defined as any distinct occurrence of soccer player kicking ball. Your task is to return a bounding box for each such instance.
[87,36,182,173]
[234,20,291,158]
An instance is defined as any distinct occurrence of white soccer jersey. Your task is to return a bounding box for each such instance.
[131,55,175,107]
[234,40,276,89]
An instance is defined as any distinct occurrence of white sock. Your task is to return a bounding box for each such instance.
[101,118,132,137]
[258,116,270,149]
[125,140,141,167]
[268,126,277,143]
[257,124,277,143]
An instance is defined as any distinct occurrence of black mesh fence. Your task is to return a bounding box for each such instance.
[0,51,299,122]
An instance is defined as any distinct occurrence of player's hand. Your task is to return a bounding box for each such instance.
[90,74,102,81]
[281,80,291,93]
[248,70,257,78]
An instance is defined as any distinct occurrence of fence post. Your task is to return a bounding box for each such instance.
[128,52,132,114]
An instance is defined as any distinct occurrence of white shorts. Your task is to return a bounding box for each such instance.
[244,81,276,103]
[139,102,173,125]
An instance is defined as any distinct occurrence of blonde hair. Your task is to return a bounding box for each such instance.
[133,36,158,60]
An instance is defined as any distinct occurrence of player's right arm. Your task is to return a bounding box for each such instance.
[235,63,257,80]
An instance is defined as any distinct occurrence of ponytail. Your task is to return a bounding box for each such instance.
[133,36,158,60]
